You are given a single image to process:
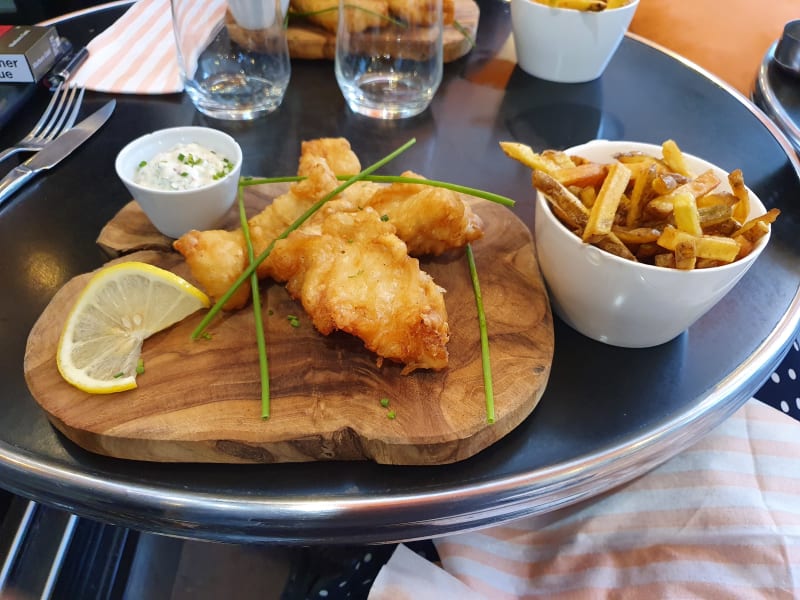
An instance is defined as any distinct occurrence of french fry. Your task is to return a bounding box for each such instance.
[672,191,703,236]
[626,160,656,227]
[542,149,578,170]
[729,169,750,223]
[696,192,737,209]
[732,208,780,239]
[674,239,697,270]
[596,233,637,260]
[532,170,589,231]
[657,226,740,263]
[697,203,734,229]
[579,185,597,208]
[553,162,608,188]
[654,252,676,268]
[582,162,631,242]
[612,226,662,246]
[661,139,693,178]
[651,172,687,195]
[500,142,566,174]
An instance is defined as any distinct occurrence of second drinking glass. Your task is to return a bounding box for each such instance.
[334,0,444,119]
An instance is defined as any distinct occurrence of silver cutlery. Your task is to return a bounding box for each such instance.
[0,99,116,208]
[0,84,85,163]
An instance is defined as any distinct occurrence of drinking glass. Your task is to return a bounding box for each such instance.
[334,0,443,119]
[170,0,291,120]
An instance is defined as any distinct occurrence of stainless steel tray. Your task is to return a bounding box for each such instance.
[1,2,799,544]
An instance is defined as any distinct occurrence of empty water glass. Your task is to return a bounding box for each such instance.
[171,0,291,120]
[334,0,443,119]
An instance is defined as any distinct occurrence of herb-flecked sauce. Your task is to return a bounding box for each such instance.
[134,143,234,191]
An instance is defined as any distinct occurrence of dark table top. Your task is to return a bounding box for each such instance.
[1,1,799,544]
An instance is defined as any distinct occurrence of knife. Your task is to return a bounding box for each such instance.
[0,98,116,208]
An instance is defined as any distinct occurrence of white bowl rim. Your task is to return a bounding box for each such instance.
[114,126,243,196]
[536,139,771,275]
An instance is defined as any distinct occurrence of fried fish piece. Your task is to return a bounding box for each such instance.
[268,207,450,373]
[174,139,360,309]
[365,171,483,256]
[290,0,390,33]
[173,137,483,371]
[173,229,251,311]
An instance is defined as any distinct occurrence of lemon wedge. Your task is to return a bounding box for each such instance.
[57,261,210,394]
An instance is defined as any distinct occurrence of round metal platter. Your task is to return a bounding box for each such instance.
[1,3,799,544]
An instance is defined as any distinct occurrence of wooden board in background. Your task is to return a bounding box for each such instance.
[24,187,553,466]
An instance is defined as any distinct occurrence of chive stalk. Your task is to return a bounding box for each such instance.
[191,138,417,339]
[240,174,515,207]
[466,243,495,424]
[452,20,476,49]
[237,186,271,419]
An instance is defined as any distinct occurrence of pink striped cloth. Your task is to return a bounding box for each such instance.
[71,0,226,94]
[369,399,800,599]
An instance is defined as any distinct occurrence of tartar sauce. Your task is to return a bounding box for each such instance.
[134,143,234,191]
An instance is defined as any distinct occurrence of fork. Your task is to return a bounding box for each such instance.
[0,84,85,163]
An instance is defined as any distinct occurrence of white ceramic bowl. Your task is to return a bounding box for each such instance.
[534,140,771,348]
[115,126,243,238]
[510,0,639,83]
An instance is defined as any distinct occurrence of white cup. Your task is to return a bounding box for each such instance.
[511,0,639,83]
[334,0,444,119]
[171,0,291,120]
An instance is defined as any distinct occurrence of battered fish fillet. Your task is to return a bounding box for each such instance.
[268,207,450,373]
[365,171,483,256]
[290,0,389,33]
[173,228,251,311]
[173,137,482,373]
[174,139,362,310]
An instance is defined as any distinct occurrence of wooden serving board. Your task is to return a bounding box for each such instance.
[24,185,553,465]
[284,0,479,63]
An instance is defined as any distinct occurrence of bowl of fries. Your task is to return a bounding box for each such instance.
[525,139,778,347]
[510,0,639,83]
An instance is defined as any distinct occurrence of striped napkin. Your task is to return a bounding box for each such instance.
[369,399,800,598]
[71,0,226,94]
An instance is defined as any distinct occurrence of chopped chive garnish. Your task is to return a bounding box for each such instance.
[181,172,188,177]
[380,214,389,222]
[136,358,145,375]
[200,332,213,340]
[113,372,124,379]
[177,153,185,162]
[387,410,396,420]
[138,160,147,168]
[380,397,390,407]
[287,315,300,328]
